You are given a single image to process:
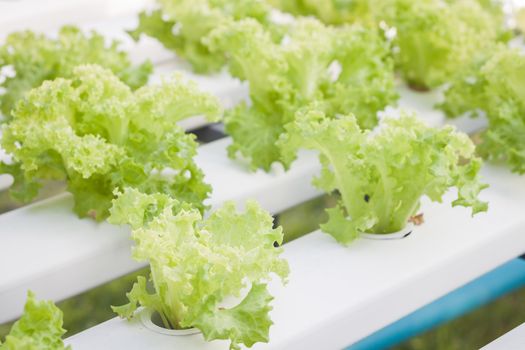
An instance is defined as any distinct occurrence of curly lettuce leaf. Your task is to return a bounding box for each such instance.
[0,291,70,350]
[130,0,273,73]
[110,276,165,322]
[1,65,221,220]
[279,109,488,245]
[129,8,225,74]
[205,18,292,107]
[0,26,152,119]
[324,24,398,130]
[110,189,288,350]
[225,103,287,171]
[440,46,525,173]
[206,17,396,170]
[377,0,508,89]
[205,18,305,170]
[268,0,508,89]
[128,10,180,53]
[108,188,191,229]
[437,53,490,120]
[0,162,40,203]
[268,0,374,26]
[194,283,273,350]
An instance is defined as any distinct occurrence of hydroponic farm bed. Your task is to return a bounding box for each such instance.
[1,1,525,350]
[67,166,525,349]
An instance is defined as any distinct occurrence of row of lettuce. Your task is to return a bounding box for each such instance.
[0,0,523,349]
[134,0,525,174]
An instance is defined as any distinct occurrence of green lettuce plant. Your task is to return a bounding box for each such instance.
[0,26,152,119]
[279,109,488,245]
[205,17,397,170]
[109,188,289,350]
[267,0,509,90]
[0,64,222,220]
[0,291,70,350]
[129,0,276,73]
[440,46,525,174]
[377,0,508,89]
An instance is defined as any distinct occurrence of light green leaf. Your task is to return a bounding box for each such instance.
[112,191,288,349]
[111,276,164,323]
[1,65,218,219]
[194,283,274,350]
[440,46,525,174]
[320,205,377,246]
[0,291,70,350]
[280,108,487,244]
[207,17,396,169]
[377,0,508,89]
[130,0,273,73]
[0,26,152,118]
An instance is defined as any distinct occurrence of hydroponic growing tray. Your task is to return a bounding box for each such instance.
[1,1,524,349]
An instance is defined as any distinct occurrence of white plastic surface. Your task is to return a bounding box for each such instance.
[67,165,525,349]
[0,0,175,66]
[0,0,152,36]
[482,323,525,349]
[0,138,321,322]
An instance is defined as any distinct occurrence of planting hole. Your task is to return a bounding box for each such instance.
[361,223,414,240]
[140,308,200,336]
[151,310,167,329]
[150,310,192,330]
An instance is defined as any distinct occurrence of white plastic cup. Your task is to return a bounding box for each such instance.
[360,223,414,240]
[139,308,201,336]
